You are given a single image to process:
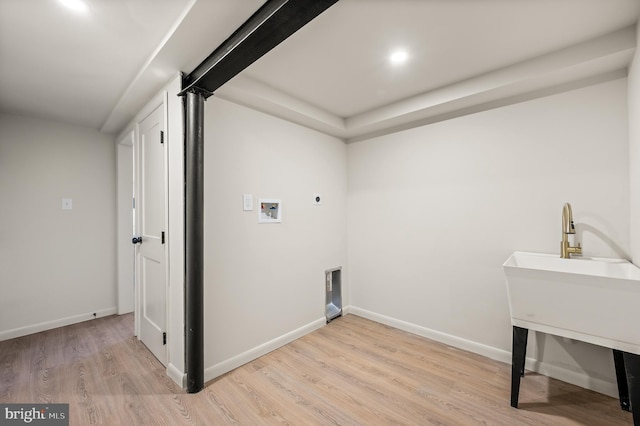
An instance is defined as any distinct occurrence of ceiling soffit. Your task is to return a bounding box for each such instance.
[215,26,636,142]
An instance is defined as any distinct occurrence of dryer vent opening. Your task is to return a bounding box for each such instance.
[325,267,342,323]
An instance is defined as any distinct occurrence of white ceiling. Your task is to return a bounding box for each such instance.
[0,0,264,131]
[1,0,639,139]
[244,0,639,117]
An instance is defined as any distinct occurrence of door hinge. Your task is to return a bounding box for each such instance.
[161,231,165,244]
[160,130,164,144]
[162,332,167,345]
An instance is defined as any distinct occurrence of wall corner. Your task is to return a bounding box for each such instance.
[628,21,640,264]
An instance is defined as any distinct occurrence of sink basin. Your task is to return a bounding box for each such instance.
[503,251,640,354]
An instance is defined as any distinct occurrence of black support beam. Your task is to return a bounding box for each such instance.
[180,0,340,393]
[180,0,339,96]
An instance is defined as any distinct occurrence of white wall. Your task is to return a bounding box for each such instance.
[203,98,347,379]
[348,78,629,396]
[0,113,117,339]
[629,23,640,264]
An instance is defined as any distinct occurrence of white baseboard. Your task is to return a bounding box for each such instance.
[526,358,618,398]
[204,317,326,383]
[0,307,118,341]
[348,306,618,398]
[167,362,186,388]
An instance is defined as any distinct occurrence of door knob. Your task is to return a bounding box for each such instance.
[132,236,142,244]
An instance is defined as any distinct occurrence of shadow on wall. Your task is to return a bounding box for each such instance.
[576,223,628,259]
[531,332,617,384]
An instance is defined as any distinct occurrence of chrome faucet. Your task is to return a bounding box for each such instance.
[560,202,582,259]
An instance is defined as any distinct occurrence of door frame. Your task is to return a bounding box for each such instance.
[116,74,185,386]
[116,130,135,315]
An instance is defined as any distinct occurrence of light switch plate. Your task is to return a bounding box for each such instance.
[62,198,73,210]
[243,194,253,211]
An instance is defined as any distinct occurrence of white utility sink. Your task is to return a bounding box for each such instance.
[503,251,640,354]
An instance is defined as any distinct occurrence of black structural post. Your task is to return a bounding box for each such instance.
[185,89,206,393]
[179,0,340,394]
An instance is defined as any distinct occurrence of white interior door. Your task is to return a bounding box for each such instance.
[135,103,168,366]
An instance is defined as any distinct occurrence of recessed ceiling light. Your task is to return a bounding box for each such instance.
[389,50,409,65]
[59,0,88,13]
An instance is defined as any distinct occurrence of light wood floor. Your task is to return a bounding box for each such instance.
[0,314,632,425]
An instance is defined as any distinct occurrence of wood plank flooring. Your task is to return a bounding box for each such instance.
[0,314,632,425]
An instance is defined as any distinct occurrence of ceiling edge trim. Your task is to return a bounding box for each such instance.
[218,25,635,142]
[99,0,198,134]
[346,26,635,134]
[215,75,347,138]
[346,69,628,144]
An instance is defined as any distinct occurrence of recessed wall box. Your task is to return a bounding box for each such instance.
[258,198,281,223]
[325,267,342,322]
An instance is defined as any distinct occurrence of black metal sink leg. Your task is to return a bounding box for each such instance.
[613,349,631,412]
[511,326,529,408]
[622,351,640,425]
